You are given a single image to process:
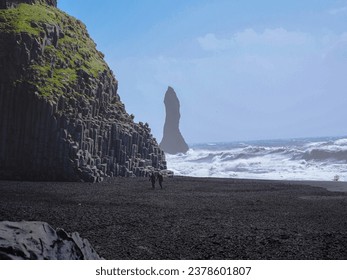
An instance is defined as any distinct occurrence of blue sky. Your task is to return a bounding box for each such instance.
[58,0,347,143]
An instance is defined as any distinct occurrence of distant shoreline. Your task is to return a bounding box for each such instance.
[172,175,347,192]
[280,179,347,193]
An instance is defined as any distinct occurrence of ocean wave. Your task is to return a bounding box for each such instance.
[166,137,347,181]
[302,149,347,162]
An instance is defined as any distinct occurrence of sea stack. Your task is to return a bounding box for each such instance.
[0,0,166,182]
[160,87,189,154]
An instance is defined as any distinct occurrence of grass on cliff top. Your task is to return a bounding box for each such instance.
[0,3,108,100]
[0,3,58,35]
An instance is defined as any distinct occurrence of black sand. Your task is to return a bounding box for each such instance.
[0,177,347,259]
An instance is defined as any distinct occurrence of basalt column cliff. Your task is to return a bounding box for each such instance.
[0,0,166,182]
[160,87,189,154]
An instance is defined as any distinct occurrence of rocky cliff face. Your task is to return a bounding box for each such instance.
[0,0,166,182]
[160,87,189,154]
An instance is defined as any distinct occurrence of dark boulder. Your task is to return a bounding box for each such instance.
[0,221,103,260]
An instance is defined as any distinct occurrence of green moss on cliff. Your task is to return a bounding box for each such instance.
[0,3,109,99]
[0,3,58,35]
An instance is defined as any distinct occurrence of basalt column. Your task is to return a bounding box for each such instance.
[0,0,166,181]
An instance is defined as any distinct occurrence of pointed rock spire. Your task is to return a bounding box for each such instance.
[160,86,189,154]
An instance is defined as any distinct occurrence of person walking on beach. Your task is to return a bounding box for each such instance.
[157,172,163,189]
[149,172,156,189]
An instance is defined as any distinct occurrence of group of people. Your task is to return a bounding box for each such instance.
[149,172,164,189]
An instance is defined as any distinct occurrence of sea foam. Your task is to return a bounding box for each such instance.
[166,137,347,181]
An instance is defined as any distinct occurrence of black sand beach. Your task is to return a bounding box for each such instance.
[0,177,347,260]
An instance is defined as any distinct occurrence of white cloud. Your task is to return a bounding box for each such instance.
[321,32,347,58]
[197,28,313,52]
[234,28,312,47]
[329,6,347,15]
[197,33,233,51]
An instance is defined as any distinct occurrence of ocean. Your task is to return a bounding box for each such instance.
[166,136,347,182]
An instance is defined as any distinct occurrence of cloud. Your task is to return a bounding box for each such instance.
[234,28,312,47]
[321,32,347,58]
[197,33,233,51]
[329,6,347,15]
[197,28,313,52]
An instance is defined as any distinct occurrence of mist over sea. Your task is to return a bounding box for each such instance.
[166,136,347,182]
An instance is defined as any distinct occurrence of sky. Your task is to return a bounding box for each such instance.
[58,0,347,144]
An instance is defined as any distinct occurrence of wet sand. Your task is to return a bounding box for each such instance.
[0,176,346,259]
[287,180,347,193]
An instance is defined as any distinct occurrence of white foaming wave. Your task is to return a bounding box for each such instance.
[304,138,347,151]
[334,138,347,146]
[302,138,347,162]
[166,138,347,181]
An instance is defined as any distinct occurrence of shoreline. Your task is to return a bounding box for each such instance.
[285,180,347,193]
[0,176,347,259]
[170,176,347,192]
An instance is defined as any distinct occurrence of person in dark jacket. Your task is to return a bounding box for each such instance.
[149,172,156,189]
[157,172,163,189]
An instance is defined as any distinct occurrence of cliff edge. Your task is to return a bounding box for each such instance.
[0,0,166,181]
